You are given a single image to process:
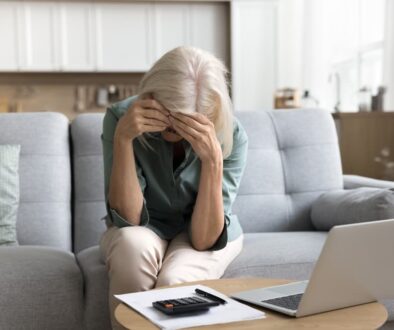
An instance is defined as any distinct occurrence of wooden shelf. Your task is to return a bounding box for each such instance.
[333,112,394,180]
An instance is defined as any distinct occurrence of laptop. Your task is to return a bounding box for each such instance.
[231,219,394,317]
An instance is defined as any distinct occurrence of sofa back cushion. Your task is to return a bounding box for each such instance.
[71,109,343,252]
[0,113,72,250]
[0,144,21,246]
[71,114,107,253]
[234,109,343,232]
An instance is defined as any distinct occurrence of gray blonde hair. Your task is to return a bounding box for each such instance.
[137,46,234,159]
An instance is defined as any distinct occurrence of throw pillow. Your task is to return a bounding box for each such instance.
[0,144,21,246]
[311,187,394,231]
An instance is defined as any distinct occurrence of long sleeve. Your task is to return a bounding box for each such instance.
[208,119,248,251]
[101,103,150,228]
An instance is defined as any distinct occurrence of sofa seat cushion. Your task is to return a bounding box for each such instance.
[0,246,83,330]
[77,246,110,330]
[223,232,328,280]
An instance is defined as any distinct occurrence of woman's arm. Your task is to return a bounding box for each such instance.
[108,135,144,225]
[107,99,170,225]
[169,112,225,250]
[190,160,225,251]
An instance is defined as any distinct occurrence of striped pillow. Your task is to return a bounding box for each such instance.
[0,145,20,246]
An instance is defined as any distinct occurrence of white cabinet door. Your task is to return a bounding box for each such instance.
[0,2,21,71]
[20,2,60,70]
[153,3,189,60]
[59,3,94,71]
[231,0,278,110]
[190,3,229,67]
[153,3,229,67]
[95,3,152,72]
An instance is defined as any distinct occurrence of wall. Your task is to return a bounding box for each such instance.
[277,0,304,90]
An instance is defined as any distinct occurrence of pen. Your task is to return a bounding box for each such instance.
[195,288,227,304]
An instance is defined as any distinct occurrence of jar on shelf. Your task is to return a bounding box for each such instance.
[358,86,372,112]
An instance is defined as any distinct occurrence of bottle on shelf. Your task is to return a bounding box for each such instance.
[358,86,372,112]
[300,90,319,108]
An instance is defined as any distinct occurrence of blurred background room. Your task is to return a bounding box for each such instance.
[1,0,393,179]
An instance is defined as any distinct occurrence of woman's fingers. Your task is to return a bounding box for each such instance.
[173,112,212,126]
[170,112,207,133]
[170,120,195,141]
[137,99,170,125]
[170,116,200,139]
[139,99,169,116]
[141,109,170,126]
[140,117,169,128]
[142,124,167,133]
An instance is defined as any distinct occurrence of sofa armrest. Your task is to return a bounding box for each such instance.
[343,175,394,189]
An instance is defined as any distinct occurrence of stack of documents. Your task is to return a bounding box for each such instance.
[115,284,265,329]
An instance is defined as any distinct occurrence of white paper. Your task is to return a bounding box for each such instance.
[115,284,265,330]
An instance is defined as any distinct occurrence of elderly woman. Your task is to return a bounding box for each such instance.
[99,46,248,328]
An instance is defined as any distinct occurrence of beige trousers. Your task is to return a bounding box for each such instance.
[99,225,243,330]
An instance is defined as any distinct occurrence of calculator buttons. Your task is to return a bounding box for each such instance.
[153,296,220,315]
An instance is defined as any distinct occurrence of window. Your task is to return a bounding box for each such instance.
[303,0,386,111]
[330,0,385,110]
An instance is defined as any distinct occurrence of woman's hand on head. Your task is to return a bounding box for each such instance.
[169,112,223,165]
[114,99,171,142]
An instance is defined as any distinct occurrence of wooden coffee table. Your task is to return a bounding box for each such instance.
[115,278,388,329]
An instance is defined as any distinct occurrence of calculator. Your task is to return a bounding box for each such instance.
[152,296,220,315]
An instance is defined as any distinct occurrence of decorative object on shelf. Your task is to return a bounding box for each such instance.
[96,86,109,108]
[108,85,120,103]
[371,86,386,112]
[328,72,341,113]
[274,88,300,109]
[358,86,372,112]
[301,90,319,108]
[374,147,394,180]
[0,97,8,113]
[74,86,87,112]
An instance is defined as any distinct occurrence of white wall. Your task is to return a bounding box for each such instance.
[231,0,305,111]
[300,0,332,109]
[277,0,304,89]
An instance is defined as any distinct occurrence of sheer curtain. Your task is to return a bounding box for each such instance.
[383,0,394,111]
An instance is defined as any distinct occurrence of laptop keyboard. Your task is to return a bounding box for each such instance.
[262,293,303,311]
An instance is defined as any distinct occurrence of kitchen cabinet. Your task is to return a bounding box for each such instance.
[189,3,229,65]
[20,2,60,71]
[0,2,20,71]
[154,3,189,59]
[95,2,153,72]
[154,3,228,65]
[59,3,95,71]
[0,1,228,73]
[231,0,278,110]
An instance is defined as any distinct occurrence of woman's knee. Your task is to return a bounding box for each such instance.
[155,266,198,288]
[105,226,167,285]
[155,270,182,288]
[107,226,162,257]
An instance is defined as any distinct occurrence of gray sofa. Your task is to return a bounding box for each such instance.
[0,109,393,330]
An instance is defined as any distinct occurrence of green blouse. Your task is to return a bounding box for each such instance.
[101,96,248,250]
